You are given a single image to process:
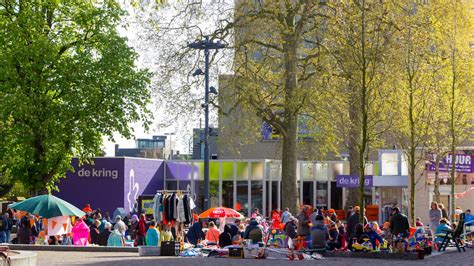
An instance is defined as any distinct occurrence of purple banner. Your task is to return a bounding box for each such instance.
[336,175,373,188]
[55,157,165,215]
[427,153,473,173]
[55,158,125,216]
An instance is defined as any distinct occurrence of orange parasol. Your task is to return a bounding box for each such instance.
[198,207,244,219]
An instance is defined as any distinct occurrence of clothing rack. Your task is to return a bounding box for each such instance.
[156,189,190,194]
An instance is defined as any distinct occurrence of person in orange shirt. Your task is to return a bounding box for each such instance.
[205,221,220,244]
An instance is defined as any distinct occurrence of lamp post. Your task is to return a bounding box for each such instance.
[188,36,226,210]
[164,132,176,160]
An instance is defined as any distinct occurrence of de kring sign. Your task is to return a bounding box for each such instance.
[427,153,473,173]
[336,175,373,188]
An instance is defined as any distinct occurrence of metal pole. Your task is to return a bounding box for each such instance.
[204,36,210,211]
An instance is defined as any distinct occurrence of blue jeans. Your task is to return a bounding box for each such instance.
[0,231,6,243]
[5,230,10,243]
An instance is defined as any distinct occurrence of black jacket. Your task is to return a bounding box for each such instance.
[90,224,100,245]
[98,229,112,246]
[219,225,233,247]
[284,221,297,239]
[389,212,410,237]
[347,213,368,238]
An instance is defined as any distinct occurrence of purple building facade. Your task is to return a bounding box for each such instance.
[55,157,164,215]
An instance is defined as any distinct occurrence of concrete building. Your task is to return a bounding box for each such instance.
[192,128,219,160]
[115,136,166,159]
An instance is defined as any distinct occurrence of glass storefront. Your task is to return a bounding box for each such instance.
[164,160,348,217]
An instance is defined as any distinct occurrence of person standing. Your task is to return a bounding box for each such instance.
[281,208,292,225]
[0,213,7,243]
[438,203,448,220]
[89,219,101,245]
[136,214,147,246]
[296,206,311,238]
[114,215,127,235]
[251,208,261,219]
[389,207,410,238]
[128,215,139,243]
[428,201,442,238]
[346,206,354,221]
[346,206,368,240]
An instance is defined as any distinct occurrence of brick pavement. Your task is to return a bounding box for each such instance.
[35,248,474,266]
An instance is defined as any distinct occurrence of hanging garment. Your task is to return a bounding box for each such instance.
[177,196,185,223]
[172,193,178,221]
[183,195,190,224]
[167,193,176,222]
[152,193,161,223]
[162,195,168,225]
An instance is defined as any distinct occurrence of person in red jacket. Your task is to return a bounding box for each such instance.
[136,214,147,246]
[271,210,282,232]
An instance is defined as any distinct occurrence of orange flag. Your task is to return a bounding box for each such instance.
[51,220,58,229]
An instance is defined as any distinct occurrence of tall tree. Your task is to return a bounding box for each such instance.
[437,0,473,217]
[229,0,337,213]
[391,1,441,225]
[0,0,151,193]
[327,0,396,221]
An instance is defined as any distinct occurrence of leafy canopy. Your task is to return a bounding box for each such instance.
[0,0,152,193]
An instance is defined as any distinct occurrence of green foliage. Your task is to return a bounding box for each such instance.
[0,0,152,193]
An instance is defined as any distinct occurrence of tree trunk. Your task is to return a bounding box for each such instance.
[434,155,441,203]
[346,83,360,210]
[409,148,416,226]
[281,114,299,214]
[281,34,299,214]
[408,83,416,226]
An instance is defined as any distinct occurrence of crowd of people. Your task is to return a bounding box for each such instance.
[0,201,472,253]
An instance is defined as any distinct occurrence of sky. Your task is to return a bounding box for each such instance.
[102,1,233,156]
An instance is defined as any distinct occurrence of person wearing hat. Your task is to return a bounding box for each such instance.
[128,214,139,243]
[327,221,340,250]
[389,207,409,238]
[328,209,338,223]
[114,215,127,235]
[346,206,368,241]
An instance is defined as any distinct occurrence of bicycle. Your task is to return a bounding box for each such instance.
[0,246,11,266]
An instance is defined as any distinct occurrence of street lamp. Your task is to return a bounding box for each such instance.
[188,36,226,210]
[164,132,176,160]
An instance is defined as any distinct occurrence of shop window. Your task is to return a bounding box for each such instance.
[302,163,314,180]
[330,181,343,210]
[331,163,343,181]
[267,162,281,181]
[222,181,234,208]
[251,162,264,180]
[303,181,314,205]
[251,181,263,213]
[381,152,399,176]
[316,163,328,181]
[236,162,249,180]
[222,162,234,180]
[236,181,248,216]
[316,181,328,209]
